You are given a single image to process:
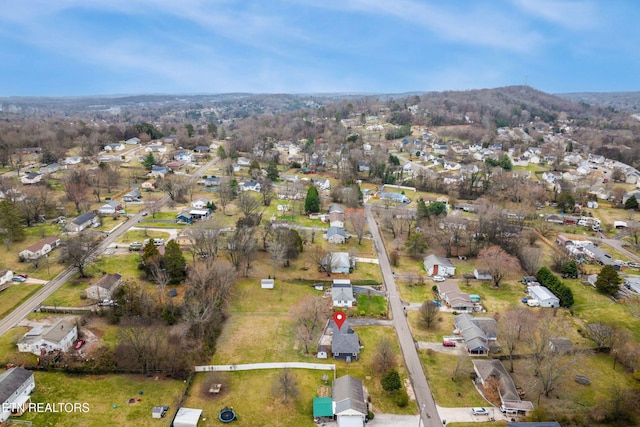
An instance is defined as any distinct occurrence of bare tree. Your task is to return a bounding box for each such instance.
[147,258,170,305]
[477,245,520,288]
[518,245,543,276]
[185,220,221,262]
[182,260,235,341]
[500,306,530,372]
[259,178,275,206]
[371,337,397,375]
[226,228,257,276]
[116,318,165,374]
[523,310,560,377]
[217,180,235,215]
[271,369,299,404]
[348,212,367,245]
[292,295,331,354]
[60,233,101,277]
[538,344,581,397]
[63,169,90,213]
[418,300,440,329]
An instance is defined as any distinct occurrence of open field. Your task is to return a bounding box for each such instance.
[0,283,43,319]
[17,372,185,427]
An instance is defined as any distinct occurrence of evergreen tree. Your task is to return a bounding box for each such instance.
[217,146,227,159]
[624,195,638,210]
[266,161,279,181]
[381,369,402,392]
[595,265,622,296]
[0,200,25,242]
[207,123,218,138]
[164,240,186,284]
[142,152,156,170]
[305,186,320,213]
[561,260,579,278]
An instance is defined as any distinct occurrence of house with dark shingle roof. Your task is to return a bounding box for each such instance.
[0,367,35,421]
[332,375,367,427]
[19,235,61,261]
[473,359,534,416]
[454,313,498,355]
[67,212,98,232]
[86,273,123,301]
[331,321,360,360]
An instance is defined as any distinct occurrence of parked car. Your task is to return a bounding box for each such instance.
[11,276,26,282]
[74,339,86,350]
[431,300,442,307]
[471,407,489,416]
[17,274,28,279]
[129,242,143,251]
[521,298,529,304]
[141,211,148,216]
[500,405,518,415]
[433,275,446,282]
[527,299,540,307]
[628,262,640,268]
[443,340,456,347]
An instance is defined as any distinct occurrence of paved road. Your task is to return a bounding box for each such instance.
[365,204,442,427]
[0,158,218,337]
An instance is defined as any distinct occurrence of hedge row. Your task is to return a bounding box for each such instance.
[535,267,574,307]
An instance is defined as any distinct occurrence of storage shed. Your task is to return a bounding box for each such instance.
[261,279,275,289]
[528,286,560,308]
[173,407,202,427]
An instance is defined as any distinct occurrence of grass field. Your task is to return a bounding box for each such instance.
[355,294,388,317]
[0,283,43,319]
[17,372,185,427]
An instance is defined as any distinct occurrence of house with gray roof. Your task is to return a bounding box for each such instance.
[331,320,360,360]
[332,375,367,427]
[331,279,355,307]
[86,273,123,301]
[473,359,534,416]
[454,313,497,355]
[0,367,35,421]
[17,319,78,355]
[322,253,354,274]
[437,282,474,312]
[326,226,347,244]
[67,212,98,232]
[423,254,456,277]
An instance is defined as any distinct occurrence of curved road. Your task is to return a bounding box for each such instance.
[0,157,219,337]
[365,204,442,426]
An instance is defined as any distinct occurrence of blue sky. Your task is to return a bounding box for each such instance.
[0,0,638,96]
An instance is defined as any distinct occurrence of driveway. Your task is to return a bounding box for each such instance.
[437,405,506,424]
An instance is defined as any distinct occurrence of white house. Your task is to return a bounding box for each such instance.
[331,279,355,308]
[173,150,193,162]
[423,254,456,276]
[86,273,123,301]
[0,367,35,421]
[191,198,211,210]
[332,375,367,427]
[312,178,331,191]
[17,319,78,355]
[322,253,354,274]
[20,172,42,185]
[104,142,125,152]
[67,212,98,232]
[19,236,61,261]
[0,270,14,289]
[528,285,560,308]
[64,156,82,165]
[473,269,493,281]
[326,227,347,244]
[240,181,261,192]
[97,199,123,215]
[125,137,140,145]
[261,279,274,289]
[237,157,251,167]
[145,145,167,155]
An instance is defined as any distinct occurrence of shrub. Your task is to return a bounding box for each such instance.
[381,369,402,392]
[394,389,409,407]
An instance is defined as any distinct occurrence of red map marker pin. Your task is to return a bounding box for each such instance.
[333,311,346,331]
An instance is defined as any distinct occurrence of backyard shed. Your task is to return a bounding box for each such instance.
[151,406,167,419]
[261,279,274,289]
[528,286,560,308]
[173,407,202,427]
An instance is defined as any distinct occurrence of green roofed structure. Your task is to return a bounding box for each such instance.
[313,397,333,417]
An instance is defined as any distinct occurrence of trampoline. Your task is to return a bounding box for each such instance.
[219,407,236,423]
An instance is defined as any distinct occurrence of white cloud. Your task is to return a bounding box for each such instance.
[510,0,599,30]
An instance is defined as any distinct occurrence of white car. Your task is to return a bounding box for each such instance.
[527,299,540,307]
[471,407,489,416]
[433,275,446,282]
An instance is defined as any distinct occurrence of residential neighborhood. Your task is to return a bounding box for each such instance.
[0,88,638,427]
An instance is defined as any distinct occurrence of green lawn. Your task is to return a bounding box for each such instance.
[354,294,388,317]
[18,372,185,427]
[419,350,487,407]
[0,326,36,366]
[116,230,172,245]
[0,283,43,319]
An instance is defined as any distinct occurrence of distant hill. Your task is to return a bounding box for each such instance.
[557,92,640,112]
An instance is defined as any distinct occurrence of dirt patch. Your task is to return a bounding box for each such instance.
[404,378,415,401]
